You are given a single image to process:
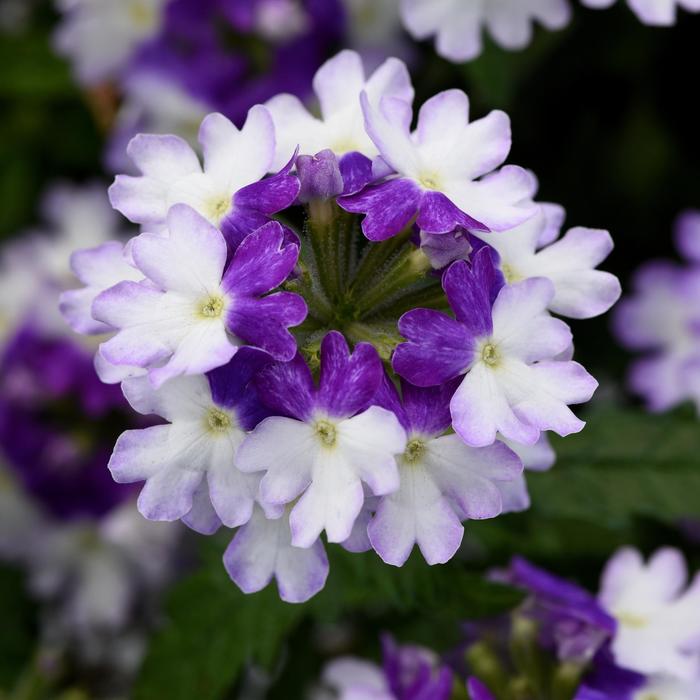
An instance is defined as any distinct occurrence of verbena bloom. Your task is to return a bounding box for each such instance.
[60,51,615,602]
[468,677,496,700]
[316,635,453,700]
[109,106,299,248]
[266,49,414,182]
[632,675,700,700]
[474,203,621,319]
[237,332,406,548]
[394,248,598,447]
[399,0,571,63]
[580,0,700,26]
[368,375,523,566]
[109,349,270,532]
[60,241,142,336]
[599,547,700,680]
[339,88,537,240]
[224,504,329,604]
[613,212,700,413]
[93,206,305,388]
[53,0,166,84]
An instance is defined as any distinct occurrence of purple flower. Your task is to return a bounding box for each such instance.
[236,331,406,547]
[109,348,271,532]
[296,149,345,203]
[93,206,306,388]
[367,375,522,566]
[504,556,616,663]
[394,248,598,447]
[0,325,131,521]
[575,646,645,700]
[339,89,537,241]
[109,107,300,250]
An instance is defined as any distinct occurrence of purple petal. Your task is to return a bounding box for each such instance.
[232,163,300,215]
[401,377,460,437]
[182,481,222,535]
[297,149,344,202]
[442,250,500,334]
[207,347,272,430]
[220,208,270,252]
[254,353,316,421]
[394,309,474,386]
[373,372,409,431]
[675,209,700,263]
[227,292,306,361]
[416,190,487,234]
[222,221,299,297]
[468,678,496,700]
[317,331,383,418]
[339,151,375,195]
[339,178,421,241]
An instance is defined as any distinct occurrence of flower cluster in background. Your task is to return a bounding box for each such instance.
[313,546,700,700]
[0,184,179,693]
[613,211,700,414]
[58,49,620,603]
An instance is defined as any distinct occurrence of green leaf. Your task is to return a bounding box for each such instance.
[0,565,36,689]
[135,543,523,700]
[529,405,700,525]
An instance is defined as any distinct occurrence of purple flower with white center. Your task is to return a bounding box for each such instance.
[237,332,406,547]
[367,375,523,566]
[223,504,329,604]
[109,106,300,249]
[613,212,700,414]
[317,636,452,700]
[339,88,538,241]
[266,49,414,192]
[399,0,571,63]
[599,547,700,680]
[394,248,598,447]
[581,0,700,26]
[497,434,556,513]
[504,556,617,663]
[93,206,305,388]
[474,203,621,319]
[109,348,270,533]
[60,241,143,336]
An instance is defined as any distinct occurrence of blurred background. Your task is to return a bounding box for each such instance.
[1,1,699,698]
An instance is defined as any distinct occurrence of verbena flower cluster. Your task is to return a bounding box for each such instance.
[60,49,620,604]
[613,211,700,414]
[313,547,700,700]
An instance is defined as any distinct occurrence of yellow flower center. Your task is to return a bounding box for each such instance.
[617,611,648,629]
[205,194,233,223]
[418,172,441,190]
[481,342,500,367]
[128,0,157,29]
[501,263,521,284]
[315,419,337,447]
[199,295,225,319]
[206,408,232,433]
[403,438,426,464]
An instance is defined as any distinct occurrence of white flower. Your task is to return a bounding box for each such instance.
[400,0,571,63]
[266,49,414,169]
[600,547,700,679]
[53,0,166,84]
[581,0,700,26]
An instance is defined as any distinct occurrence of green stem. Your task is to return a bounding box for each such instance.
[550,661,586,700]
[367,280,446,320]
[350,225,415,294]
[354,245,432,317]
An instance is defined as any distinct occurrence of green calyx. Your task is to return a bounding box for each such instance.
[285,201,446,367]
